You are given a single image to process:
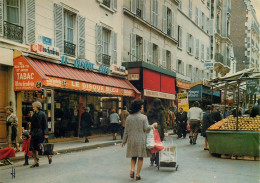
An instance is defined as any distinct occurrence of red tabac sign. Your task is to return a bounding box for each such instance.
[14,57,43,91]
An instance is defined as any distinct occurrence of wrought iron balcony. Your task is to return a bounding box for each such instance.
[3,21,23,43]
[102,0,110,8]
[102,54,111,66]
[215,53,224,64]
[136,8,142,18]
[64,41,76,57]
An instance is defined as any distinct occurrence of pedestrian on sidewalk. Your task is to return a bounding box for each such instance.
[212,106,222,123]
[30,101,52,168]
[5,106,20,152]
[121,99,157,181]
[147,98,168,167]
[201,106,213,150]
[176,107,187,139]
[110,109,120,140]
[21,131,33,166]
[187,101,203,145]
[119,106,129,140]
[80,107,94,143]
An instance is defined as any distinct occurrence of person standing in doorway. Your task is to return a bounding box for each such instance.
[187,101,203,145]
[80,107,94,143]
[119,106,129,139]
[110,109,120,140]
[30,101,51,168]
[176,107,188,139]
[5,106,20,152]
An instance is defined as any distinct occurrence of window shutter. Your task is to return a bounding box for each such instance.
[0,0,3,36]
[200,11,202,28]
[148,41,152,63]
[162,49,166,68]
[77,15,85,59]
[26,0,35,44]
[162,5,167,34]
[171,11,175,38]
[196,39,199,58]
[95,24,103,63]
[112,32,117,64]
[207,47,210,60]
[130,33,136,62]
[113,0,117,10]
[131,0,136,13]
[170,52,174,71]
[155,0,158,27]
[191,36,194,55]
[142,0,146,20]
[182,62,184,75]
[179,27,182,48]
[186,64,189,76]
[209,19,213,35]
[151,0,155,26]
[157,46,160,66]
[192,66,196,82]
[201,44,204,60]
[195,7,198,24]
[186,33,189,52]
[54,4,64,53]
[143,38,146,62]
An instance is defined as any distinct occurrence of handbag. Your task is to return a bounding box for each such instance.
[146,128,155,149]
[150,129,164,154]
[38,139,54,156]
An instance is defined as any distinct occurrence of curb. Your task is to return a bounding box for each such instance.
[9,140,122,163]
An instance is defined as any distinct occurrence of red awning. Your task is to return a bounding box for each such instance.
[14,56,140,97]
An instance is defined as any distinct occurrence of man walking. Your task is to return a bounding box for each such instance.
[176,108,187,139]
[119,106,129,139]
[187,101,203,145]
[80,107,94,143]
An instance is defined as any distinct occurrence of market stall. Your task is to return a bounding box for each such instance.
[206,116,260,159]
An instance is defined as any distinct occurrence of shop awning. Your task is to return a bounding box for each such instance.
[14,56,140,97]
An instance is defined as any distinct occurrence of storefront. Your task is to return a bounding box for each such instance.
[127,67,176,112]
[188,84,222,109]
[14,56,140,138]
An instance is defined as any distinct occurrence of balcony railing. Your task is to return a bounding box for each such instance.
[102,54,111,66]
[64,41,76,57]
[3,21,23,43]
[215,53,224,64]
[136,8,142,18]
[102,0,110,8]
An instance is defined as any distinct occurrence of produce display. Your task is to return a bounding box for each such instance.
[208,116,260,131]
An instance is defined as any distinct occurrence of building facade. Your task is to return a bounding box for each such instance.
[0,0,141,141]
[231,0,260,72]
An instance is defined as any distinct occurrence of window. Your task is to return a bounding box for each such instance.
[64,11,74,43]
[207,18,210,33]
[195,7,198,24]
[196,39,199,58]
[166,8,172,36]
[186,33,194,54]
[188,0,192,19]
[207,47,210,60]
[55,4,86,58]
[166,50,171,70]
[136,35,143,61]
[178,0,182,9]
[216,14,220,33]
[201,12,205,30]
[103,0,111,8]
[177,60,182,74]
[163,5,174,38]
[151,0,158,27]
[102,28,110,55]
[178,26,182,48]
[5,0,20,25]
[152,44,159,65]
[201,44,204,60]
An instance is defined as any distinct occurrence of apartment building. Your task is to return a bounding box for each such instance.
[122,0,179,109]
[0,0,141,141]
[231,0,260,71]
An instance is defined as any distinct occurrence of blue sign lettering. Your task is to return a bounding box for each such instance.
[61,55,68,65]
[42,36,52,46]
[98,65,110,74]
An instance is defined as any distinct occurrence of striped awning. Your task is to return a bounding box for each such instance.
[14,56,140,97]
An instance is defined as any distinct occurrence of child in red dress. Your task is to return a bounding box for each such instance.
[21,131,33,166]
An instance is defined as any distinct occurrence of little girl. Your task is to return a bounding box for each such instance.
[21,131,33,166]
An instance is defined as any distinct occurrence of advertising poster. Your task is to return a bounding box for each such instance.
[177,93,189,112]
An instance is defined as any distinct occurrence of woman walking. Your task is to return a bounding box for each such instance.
[6,106,20,152]
[121,99,157,180]
[30,101,51,168]
[147,98,168,166]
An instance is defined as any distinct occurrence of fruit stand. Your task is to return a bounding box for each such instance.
[206,116,260,158]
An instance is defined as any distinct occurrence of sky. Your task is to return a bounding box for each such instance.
[251,0,260,22]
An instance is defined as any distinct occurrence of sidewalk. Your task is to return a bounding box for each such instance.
[3,129,174,163]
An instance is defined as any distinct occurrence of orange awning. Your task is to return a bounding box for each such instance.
[14,56,140,97]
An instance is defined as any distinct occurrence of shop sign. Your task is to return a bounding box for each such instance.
[204,60,214,70]
[46,77,135,97]
[188,84,202,101]
[143,89,175,100]
[111,65,125,74]
[14,58,43,91]
[38,36,52,46]
[177,93,189,112]
[98,64,110,74]
[30,44,60,59]
[61,55,94,71]
[246,80,260,95]
[176,81,190,89]
[128,74,140,80]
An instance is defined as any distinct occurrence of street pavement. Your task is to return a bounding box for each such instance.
[0,134,259,183]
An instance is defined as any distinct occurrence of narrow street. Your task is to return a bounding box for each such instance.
[1,135,259,183]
